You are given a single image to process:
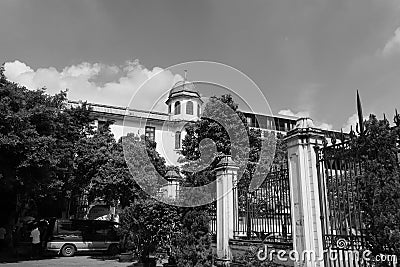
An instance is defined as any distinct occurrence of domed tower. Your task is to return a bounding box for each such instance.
[161,72,203,166]
[165,73,203,121]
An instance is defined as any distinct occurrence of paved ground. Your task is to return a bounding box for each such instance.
[0,255,135,266]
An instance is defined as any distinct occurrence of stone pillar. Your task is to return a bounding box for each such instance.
[285,118,326,267]
[215,156,239,266]
[165,170,181,199]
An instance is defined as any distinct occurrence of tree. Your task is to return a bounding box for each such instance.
[74,122,169,208]
[0,69,93,234]
[119,198,179,266]
[349,115,400,258]
[175,94,285,257]
[273,133,288,166]
[73,122,127,207]
[180,94,277,192]
[171,208,213,267]
[122,133,167,201]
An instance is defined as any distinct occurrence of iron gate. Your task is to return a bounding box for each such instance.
[233,164,292,246]
[316,141,368,266]
[208,200,217,241]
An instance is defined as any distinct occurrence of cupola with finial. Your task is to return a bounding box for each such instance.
[166,70,203,121]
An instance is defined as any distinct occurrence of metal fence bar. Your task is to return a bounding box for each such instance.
[231,163,292,247]
[317,141,371,267]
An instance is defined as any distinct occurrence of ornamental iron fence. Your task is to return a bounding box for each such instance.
[232,164,292,247]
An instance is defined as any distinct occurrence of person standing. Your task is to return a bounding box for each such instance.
[30,224,41,259]
[0,226,6,252]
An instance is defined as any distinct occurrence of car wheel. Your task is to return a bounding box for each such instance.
[107,244,119,255]
[61,244,76,257]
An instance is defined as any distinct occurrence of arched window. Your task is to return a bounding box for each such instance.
[186,101,193,115]
[174,101,181,115]
[175,131,181,149]
[197,104,201,117]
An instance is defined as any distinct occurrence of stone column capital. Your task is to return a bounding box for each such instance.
[285,118,326,149]
[215,155,239,172]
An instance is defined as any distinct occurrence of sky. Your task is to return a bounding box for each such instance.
[1,0,400,131]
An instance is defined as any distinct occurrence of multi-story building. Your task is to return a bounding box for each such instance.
[69,78,345,216]
[68,79,299,166]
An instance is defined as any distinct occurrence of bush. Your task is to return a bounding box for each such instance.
[350,115,400,257]
[234,247,286,267]
[119,198,179,263]
[171,209,213,267]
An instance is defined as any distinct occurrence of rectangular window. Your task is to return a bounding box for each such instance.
[175,131,181,149]
[246,117,252,127]
[174,101,181,115]
[186,101,193,115]
[145,126,155,142]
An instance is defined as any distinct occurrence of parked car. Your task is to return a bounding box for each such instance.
[45,219,120,257]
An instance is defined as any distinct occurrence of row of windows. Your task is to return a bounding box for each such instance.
[147,128,286,150]
[146,126,289,151]
[145,126,182,149]
[145,129,289,153]
[168,101,200,116]
[244,114,295,132]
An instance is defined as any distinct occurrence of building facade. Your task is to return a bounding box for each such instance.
[68,79,346,214]
[69,79,299,166]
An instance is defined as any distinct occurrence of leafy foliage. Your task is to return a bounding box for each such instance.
[180,95,248,186]
[325,114,400,261]
[74,124,135,207]
[119,198,179,262]
[348,115,400,257]
[180,94,279,191]
[0,69,94,223]
[123,133,167,199]
[174,94,287,265]
[171,209,213,267]
[234,247,286,267]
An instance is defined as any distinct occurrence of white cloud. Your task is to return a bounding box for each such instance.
[3,60,34,81]
[278,109,310,118]
[317,122,333,131]
[62,62,102,78]
[278,109,333,130]
[4,60,181,112]
[382,27,400,56]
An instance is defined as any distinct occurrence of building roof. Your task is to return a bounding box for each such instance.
[169,80,200,98]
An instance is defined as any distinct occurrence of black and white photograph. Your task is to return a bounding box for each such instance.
[1,1,400,266]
